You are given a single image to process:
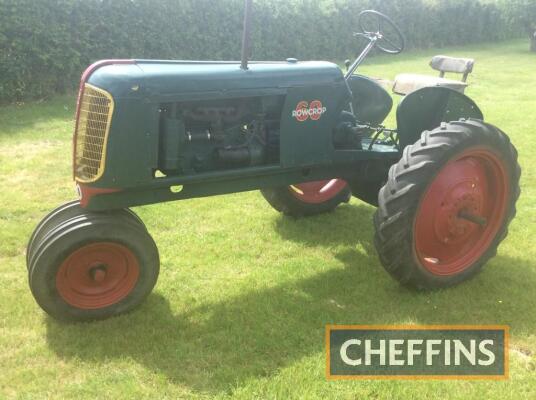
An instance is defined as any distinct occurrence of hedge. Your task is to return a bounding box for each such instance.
[0,0,518,103]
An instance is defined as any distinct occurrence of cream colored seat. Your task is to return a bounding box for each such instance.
[393,55,474,96]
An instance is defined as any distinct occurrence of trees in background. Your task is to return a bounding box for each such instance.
[0,0,521,103]
[504,0,536,52]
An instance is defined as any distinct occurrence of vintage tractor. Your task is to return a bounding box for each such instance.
[27,4,520,321]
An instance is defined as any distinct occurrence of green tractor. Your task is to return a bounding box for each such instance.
[27,4,520,321]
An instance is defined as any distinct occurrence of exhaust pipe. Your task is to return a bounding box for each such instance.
[240,0,253,70]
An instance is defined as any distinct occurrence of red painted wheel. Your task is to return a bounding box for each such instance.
[29,210,159,321]
[374,120,520,289]
[56,242,140,309]
[288,179,348,204]
[414,149,508,275]
[261,179,351,217]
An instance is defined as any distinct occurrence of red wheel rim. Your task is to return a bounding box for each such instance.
[414,147,509,276]
[56,242,140,309]
[289,179,347,204]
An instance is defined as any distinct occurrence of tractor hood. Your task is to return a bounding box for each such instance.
[86,60,345,100]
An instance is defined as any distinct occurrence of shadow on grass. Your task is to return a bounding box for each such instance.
[45,203,536,394]
[272,202,377,249]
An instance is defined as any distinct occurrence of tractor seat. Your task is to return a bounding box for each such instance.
[393,55,474,96]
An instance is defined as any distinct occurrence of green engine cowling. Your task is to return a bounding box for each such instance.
[74,59,353,208]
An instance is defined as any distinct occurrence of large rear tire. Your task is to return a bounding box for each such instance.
[261,179,351,217]
[374,119,520,289]
[28,209,159,321]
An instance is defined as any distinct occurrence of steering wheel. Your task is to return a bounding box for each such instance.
[357,10,405,54]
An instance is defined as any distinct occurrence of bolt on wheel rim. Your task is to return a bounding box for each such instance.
[56,242,140,309]
[289,179,347,204]
[414,147,509,276]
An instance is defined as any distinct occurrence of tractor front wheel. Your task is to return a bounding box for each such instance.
[261,179,351,217]
[28,207,159,321]
[374,119,520,289]
[26,200,146,270]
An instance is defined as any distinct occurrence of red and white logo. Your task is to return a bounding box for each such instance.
[292,100,327,122]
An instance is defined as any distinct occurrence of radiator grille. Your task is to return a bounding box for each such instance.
[74,84,114,182]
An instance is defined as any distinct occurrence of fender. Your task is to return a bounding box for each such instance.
[396,86,483,149]
[347,74,393,125]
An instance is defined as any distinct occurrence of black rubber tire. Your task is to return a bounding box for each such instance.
[26,200,146,270]
[374,119,521,289]
[261,184,351,217]
[29,211,159,321]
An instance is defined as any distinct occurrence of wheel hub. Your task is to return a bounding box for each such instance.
[414,148,509,276]
[434,180,483,244]
[56,242,140,309]
[89,264,108,283]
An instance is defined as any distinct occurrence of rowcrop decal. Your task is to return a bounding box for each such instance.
[292,100,327,122]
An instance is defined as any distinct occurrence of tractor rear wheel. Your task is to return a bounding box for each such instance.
[374,119,520,289]
[28,209,159,321]
[261,179,351,217]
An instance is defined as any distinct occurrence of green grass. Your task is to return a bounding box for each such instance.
[1,39,535,399]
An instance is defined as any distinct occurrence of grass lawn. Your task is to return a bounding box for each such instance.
[1,39,535,399]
